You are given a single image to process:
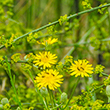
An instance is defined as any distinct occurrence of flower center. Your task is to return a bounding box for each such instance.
[41,56,49,63]
[77,67,84,72]
[45,74,54,83]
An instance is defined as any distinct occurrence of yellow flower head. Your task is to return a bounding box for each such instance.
[37,37,58,46]
[70,59,93,77]
[33,51,57,69]
[34,69,63,90]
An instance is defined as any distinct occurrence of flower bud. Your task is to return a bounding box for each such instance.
[0,104,3,110]
[106,85,110,103]
[1,98,9,105]
[60,92,67,104]
[24,55,29,61]
[40,87,48,97]
[16,107,21,110]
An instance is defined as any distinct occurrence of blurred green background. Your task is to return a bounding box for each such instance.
[0,1,110,109]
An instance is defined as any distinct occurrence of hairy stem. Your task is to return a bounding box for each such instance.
[0,3,110,50]
[63,77,80,110]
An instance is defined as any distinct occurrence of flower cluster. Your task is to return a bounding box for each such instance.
[24,53,35,62]
[91,100,104,110]
[0,34,17,49]
[21,63,32,71]
[32,36,94,91]
[64,55,73,64]
[33,50,94,90]
[58,14,68,25]
[94,65,105,74]
[98,3,108,14]
[104,75,110,86]
[82,0,92,9]
[27,32,42,44]
[46,23,57,34]
[11,53,21,63]
[70,90,93,109]
[33,51,63,90]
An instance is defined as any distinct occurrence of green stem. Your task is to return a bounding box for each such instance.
[5,56,22,110]
[63,77,80,110]
[58,87,62,94]
[108,97,110,103]
[28,70,48,110]
[101,72,109,77]
[87,76,96,101]
[51,91,56,107]
[48,88,55,108]
[43,98,50,110]
[0,3,110,50]
[3,36,110,64]
[51,104,62,110]
[90,85,105,93]
[57,37,110,49]
[11,102,42,107]
[4,60,27,63]
[1,35,109,66]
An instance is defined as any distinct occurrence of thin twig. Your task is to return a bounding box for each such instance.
[0,3,110,50]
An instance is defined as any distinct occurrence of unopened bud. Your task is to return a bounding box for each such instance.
[106,85,110,103]
[16,107,21,110]
[24,55,29,61]
[40,87,48,97]
[0,104,3,110]
[1,98,9,105]
[60,92,67,104]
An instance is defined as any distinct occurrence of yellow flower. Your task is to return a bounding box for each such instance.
[33,51,57,69]
[70,59,93,77]
[37,37,58,46]
[34,69,63,90]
